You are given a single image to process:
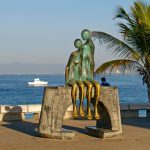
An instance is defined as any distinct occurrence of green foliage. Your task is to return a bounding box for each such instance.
[95,59,139,74]
[92,0,150,85]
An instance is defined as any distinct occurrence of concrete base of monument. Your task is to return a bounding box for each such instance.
[39,86,122,140]
[85,126,122,138]
[40,129,75,139]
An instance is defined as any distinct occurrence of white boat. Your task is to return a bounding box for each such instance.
[28,78,48,86]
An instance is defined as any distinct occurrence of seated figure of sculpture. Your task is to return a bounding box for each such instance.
[65,29,100,120]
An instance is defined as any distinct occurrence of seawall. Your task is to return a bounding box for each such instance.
[0,103,150,121]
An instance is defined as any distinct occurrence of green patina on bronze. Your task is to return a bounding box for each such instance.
[65,39,82,84]
[81,29,95,81]
[65,29,100,120]
[65,29,95,83]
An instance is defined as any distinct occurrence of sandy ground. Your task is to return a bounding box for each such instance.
[0,118,150,150]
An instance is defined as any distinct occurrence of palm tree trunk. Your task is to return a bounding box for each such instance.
[147,84,150,103]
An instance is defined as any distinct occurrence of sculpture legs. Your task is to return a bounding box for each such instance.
[69,80,100,119]
[77,81,85,117]
[92,80,100,120]
[68,81,78,118]
[84,81,93,120]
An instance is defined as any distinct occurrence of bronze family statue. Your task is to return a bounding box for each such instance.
[65,29,100,120]
[39,29,122,139]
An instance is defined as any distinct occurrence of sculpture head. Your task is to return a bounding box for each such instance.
[81,29,90,41]
[74,39,82,48]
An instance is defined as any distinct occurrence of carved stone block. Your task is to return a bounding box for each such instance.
[39,86,122,139]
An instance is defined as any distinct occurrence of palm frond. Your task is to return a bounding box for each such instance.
[115,6,134,26]
[114,1,150,55]
[133,1,150,27]
[92,31,140,60]
[95,59,139,74]
[147,55,150,64]
[136,65,148,84]
[146,6,150,27]
[92,1,150,87]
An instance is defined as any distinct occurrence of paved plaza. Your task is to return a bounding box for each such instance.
[0,118,150,150]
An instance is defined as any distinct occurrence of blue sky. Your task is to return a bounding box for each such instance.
[0,0,141,73]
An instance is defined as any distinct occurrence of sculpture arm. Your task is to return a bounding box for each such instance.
[65,52,76,84]
[89,39,95,77]
[65,66,69,85]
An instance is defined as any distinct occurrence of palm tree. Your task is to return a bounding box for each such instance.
[92,1,150,102]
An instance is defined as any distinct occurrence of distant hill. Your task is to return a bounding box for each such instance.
[0,63,65,74]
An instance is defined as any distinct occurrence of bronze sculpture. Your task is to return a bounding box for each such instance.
[39,29,122,139]
[65,39,85,117]
[65,29,100,120]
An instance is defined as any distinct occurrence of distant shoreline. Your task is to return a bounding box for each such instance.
[0,73,65,76]
[0,73,138,76]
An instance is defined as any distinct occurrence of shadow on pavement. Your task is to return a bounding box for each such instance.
[62,124,86,134]
[2,120,87,137]
[1,105,40,137]
[2,120,40,137]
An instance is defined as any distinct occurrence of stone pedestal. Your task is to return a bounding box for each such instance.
[39,86,122,139]
[39,87,75,139]
[86,86,122,138]
[85,126,122,138]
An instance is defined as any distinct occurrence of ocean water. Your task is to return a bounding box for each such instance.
[0,74,148,105]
